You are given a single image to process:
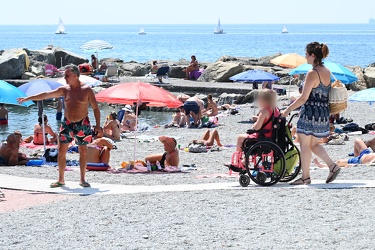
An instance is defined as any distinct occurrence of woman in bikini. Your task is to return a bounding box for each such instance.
[121,105,137,132]
[145,136,179,167]
[23,115,57,145]
[87,128,115,165]
[183,55,199,80]
[103,111,121,140]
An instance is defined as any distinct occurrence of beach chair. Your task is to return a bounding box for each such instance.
[145,66,170,83]
[45,64,63,77]
[105,65,119,82]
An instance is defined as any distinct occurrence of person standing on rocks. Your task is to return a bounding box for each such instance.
[18,65,101,188]
[282,42,340,185]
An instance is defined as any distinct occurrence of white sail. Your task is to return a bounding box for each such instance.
[282,24,288,33]
[55,18,66,34]
[214,19,225,34]
[139,25,146,35]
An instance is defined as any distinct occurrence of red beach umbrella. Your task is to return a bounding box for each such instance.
[95,82,182,108]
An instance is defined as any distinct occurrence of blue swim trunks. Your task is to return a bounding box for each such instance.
[348,149,372,164]
[184,101,199,115]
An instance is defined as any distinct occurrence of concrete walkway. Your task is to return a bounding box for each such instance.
[1,174,375,196]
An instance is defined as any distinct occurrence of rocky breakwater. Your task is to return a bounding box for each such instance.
[0,45,87,80]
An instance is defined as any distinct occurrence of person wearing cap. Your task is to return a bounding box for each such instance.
[121,105,137,132]
[145,136,179,167]
[103,111,121,140]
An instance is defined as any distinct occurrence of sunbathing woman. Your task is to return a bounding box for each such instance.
[314,139,375,168]
[183,55,199,80]
[121,105,137,132]
[23,115,57,145]
[202,94,219,117]
[87,128,115,166]
[145,136,179,167]
[103,111,121,140]
[191,129,223,147]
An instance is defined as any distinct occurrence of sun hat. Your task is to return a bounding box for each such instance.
[122,105,133,113]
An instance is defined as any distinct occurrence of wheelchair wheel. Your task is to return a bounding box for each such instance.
[239,174,250,187]
[244,141,286,186]
[280,146,302,182]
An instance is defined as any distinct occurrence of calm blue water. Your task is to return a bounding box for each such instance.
[0,24,374,67]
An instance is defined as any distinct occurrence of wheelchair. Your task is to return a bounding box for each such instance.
[230,113,301,187]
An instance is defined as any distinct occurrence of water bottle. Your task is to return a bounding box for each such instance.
[156,161,162,170]
[146,161,152,172]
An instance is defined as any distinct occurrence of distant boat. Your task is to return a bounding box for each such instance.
[138,25,146,35]
[214,19,225,34]
[282,24,288,34]
[55,17,66,34]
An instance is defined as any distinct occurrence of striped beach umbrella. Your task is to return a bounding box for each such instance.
[80,40,113,62]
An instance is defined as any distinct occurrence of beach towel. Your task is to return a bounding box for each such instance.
[20,142,57,149]
[109,167,182,174]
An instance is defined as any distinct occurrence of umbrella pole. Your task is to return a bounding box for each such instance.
[288,76,291,99]
[41,101,46,153]
[133,102,139,162]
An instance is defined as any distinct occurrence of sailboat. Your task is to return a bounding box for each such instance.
[138,25,146,35]
[55,17,66,34]
[282,24,288,34]
[214,19,225,34]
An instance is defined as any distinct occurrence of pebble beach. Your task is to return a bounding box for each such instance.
[1,78,375,249]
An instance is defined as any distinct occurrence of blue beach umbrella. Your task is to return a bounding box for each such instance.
[289,61,358,84]
[348,88,375,105]
[0,80,34,107]
[229,70,280,82]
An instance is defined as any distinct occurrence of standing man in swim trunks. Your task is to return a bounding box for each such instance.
[0,103,8,126]
[18,65,101,188]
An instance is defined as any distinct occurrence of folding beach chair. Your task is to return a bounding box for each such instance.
[105,65,119,82]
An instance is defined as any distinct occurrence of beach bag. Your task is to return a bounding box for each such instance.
[188,144,207,153]
[329,77,348,114]
[43,148,58,162]
[274,146,299,176]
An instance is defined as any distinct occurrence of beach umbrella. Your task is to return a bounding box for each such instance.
[95,82,182,108]
[270,53,307,68]
[348,88,375,105]
[80,40,113,62]
[229,70,280,83]
[0,80,34,107]
[96,82,183,161]
[289,61,358,84]
[18,79,64,151]
[57,75,102,87]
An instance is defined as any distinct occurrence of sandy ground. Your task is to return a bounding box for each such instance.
[1,84,375,249]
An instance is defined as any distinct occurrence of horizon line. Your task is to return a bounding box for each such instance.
[0,22,373,26]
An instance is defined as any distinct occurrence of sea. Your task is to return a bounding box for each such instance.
[1,24,375,139]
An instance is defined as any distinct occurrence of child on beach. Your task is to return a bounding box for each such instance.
[165,106,186,128]
[226,89,279,169]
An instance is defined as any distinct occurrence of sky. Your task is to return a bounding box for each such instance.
[1,0,374,25]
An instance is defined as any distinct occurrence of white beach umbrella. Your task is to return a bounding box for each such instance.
[80,40,113,61]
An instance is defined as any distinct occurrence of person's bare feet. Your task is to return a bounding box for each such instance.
[313,158,326,168]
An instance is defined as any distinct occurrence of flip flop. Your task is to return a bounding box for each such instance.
[50,182,65,188]
[79,181,91,188]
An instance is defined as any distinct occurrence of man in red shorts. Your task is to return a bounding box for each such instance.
[18,65,101,188]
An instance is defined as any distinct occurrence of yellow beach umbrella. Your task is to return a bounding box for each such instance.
[270,53,307,68]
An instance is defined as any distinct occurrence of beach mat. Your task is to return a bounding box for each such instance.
[109,168,182,174]
[2,174,375,196]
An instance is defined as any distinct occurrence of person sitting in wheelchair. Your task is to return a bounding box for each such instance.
[226,89,279,170]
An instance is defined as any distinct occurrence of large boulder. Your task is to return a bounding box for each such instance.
[169,65,186,78]
[54,49,88,68]
[119,62,149,76]
[349,66,367,91]
[28,49,56,66]
[198,61,244,82]
[0,49,27,79]
[364,67,375,88]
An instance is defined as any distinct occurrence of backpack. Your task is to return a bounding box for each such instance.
[43,148,58,162]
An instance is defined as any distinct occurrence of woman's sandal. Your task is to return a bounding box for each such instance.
[289,177,311,185]
[326,164,341,183]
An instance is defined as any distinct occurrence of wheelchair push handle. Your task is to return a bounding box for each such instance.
[288,113,299,126]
